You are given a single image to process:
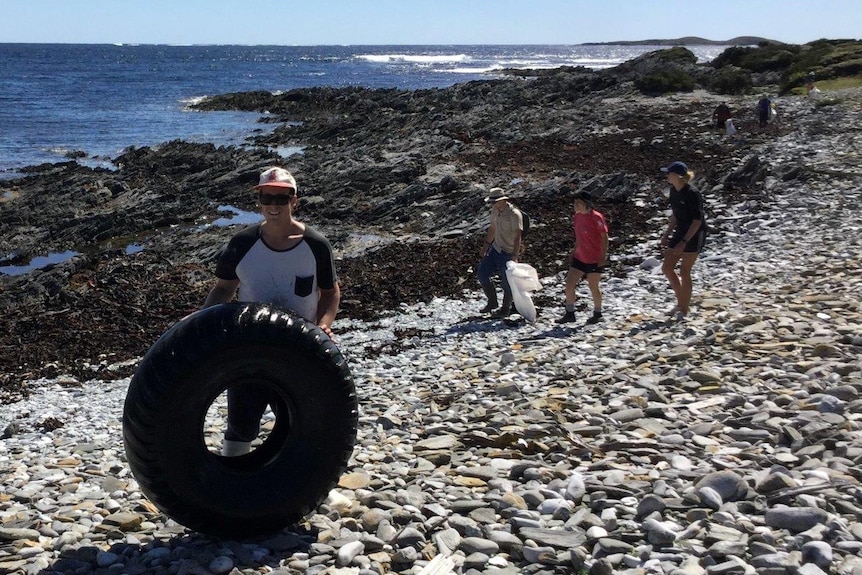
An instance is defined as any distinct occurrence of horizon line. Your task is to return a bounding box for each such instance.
[0,39,770,48]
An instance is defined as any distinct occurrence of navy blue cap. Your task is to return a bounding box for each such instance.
[661,161,688,176]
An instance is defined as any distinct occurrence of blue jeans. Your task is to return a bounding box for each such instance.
[478,246,513,300]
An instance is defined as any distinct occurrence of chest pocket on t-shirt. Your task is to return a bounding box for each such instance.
[294,275,314,298]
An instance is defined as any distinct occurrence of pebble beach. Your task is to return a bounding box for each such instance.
[2,89,862,575]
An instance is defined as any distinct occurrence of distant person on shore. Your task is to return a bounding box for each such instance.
[659,161,706,321]
[757,95,771,127]
[805,71,816,92]
[557,191,608,325]
[712,103,732,129]
[478,187,523,318]
[202,167,340,456]
[805,72,820,98]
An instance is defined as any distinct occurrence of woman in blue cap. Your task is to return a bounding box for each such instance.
[659,161,706,320]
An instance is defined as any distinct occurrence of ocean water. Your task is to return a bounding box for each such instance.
[0,44,731,178]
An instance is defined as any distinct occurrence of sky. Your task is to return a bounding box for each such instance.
[1,0,859,46]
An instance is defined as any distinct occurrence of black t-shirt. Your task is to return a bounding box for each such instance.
[669,184,706,240]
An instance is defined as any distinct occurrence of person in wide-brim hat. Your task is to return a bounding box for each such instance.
[477,187,524,318]
[485,187,510,203]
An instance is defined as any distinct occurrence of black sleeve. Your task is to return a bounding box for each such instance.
[302,225,338,290]
[687,187,706,222]
[214,225,261,280]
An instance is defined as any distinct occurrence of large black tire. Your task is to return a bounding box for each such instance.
[122,302,358,539]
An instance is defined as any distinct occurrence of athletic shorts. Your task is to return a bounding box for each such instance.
[671,229,707,253]
[570,257,605,274]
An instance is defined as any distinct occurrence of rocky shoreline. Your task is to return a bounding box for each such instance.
[0,49,794,393]
[1,51,862,575]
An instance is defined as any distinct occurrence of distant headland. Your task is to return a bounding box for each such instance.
[584,36,773,46]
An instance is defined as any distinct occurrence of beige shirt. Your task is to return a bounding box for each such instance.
[491,203,523,255]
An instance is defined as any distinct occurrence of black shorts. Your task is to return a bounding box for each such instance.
[671,229,707,253]
[570,257,605,274]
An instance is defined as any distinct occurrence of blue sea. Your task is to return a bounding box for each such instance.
[0,43,730,178]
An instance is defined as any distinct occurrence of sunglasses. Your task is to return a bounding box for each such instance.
[258,192,295,205]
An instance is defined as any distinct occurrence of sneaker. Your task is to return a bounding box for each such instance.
[479,303,497,314]
[556,311,577,324]
[586,311,603,325]
[492,306,512,318]
[222,440,251,457]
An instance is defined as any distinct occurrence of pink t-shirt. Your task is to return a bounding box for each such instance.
[573,210,608,264]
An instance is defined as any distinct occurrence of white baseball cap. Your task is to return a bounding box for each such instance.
[254,167,297,191]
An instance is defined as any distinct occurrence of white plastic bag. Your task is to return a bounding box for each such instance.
[505,261,542,323]
[725,118,737,136]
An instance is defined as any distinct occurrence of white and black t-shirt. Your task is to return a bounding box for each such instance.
[214,224,338,322]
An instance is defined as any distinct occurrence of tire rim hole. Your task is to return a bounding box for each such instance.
[204,385,284,457]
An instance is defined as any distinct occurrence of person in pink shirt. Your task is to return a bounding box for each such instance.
[557,191,609,325]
